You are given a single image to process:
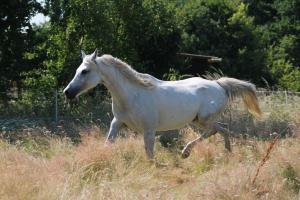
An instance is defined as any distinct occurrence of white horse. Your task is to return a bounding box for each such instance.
[64,50,261,159]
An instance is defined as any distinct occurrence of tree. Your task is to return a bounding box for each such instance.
[177,0,268,84]
[113,0,180,75]
[42,0,180,89]
[0,0,42,99]
[245,0,300,89]
[243,0,277,25]
[267,35,300,90]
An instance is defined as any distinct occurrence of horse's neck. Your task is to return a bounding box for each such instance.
[100,65,136,108]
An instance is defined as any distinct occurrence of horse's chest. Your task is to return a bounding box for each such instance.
[117,112,145,133]
[112,99,156,132]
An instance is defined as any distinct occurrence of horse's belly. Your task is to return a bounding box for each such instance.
[156,117,195,131]
[156,104,199,131]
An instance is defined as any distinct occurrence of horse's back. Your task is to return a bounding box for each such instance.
[153,77,228,130]
[158,77,226,97]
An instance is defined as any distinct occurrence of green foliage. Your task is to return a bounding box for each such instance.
[0,0,42,97]
[178,1,267,83]
[246,0,300,89]
[2,0,300,102]
[23,69,57,91]
[245,0,277,25]
[267,35,300,90]
[163,68,181,81]
[42,0,180,86]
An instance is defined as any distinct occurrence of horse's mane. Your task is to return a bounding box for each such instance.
[100,55,155,88]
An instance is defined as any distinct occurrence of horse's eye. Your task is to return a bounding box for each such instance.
[81,69,88,75]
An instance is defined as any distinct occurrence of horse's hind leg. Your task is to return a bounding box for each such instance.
[181,122,231,159]
[182,129,217,159]
[214,122,231,152]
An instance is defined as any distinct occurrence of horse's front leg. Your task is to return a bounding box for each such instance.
[105,117,123,144]
[143,130,155,159]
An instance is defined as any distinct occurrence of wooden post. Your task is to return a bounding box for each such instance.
[285,90,288,106]
[55,89,58,125]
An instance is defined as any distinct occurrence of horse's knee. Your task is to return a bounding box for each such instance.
[144,131,155,159]
[106,118,123,142]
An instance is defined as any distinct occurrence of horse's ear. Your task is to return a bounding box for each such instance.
[81,50,86,59]
[91,49,97,61]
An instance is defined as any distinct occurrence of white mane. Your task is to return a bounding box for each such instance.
[100,55,156,88]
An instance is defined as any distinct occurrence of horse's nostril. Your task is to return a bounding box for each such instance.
[64,89,72,99]
[64,88,77,99]
[64,90,70,95]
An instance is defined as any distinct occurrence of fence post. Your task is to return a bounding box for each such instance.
[55,89,58,125]
[90,112,93,124]
[285,90,288,106]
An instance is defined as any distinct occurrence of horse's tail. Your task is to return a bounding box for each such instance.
[216,77,262,118]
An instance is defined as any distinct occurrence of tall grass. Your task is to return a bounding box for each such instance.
[0,128,300,200]
[0,92,300,199]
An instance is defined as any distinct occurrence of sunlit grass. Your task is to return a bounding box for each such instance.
[1,94,300,199]
[0,127,300,200]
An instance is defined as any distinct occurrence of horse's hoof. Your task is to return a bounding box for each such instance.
[225,145,232,152]
[181,149,191,159]
[225,148,232,153]
[104,141,113,147]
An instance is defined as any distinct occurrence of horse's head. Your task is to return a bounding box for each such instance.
[64,49,102,99]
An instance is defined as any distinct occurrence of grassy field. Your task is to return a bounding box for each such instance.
[0,126,300,200]
[1,93,300,200]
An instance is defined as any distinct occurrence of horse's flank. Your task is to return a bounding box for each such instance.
[100,54,156,88]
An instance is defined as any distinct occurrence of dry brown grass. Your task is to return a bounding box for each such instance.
[1,93,300,199]
[0,126,300,200]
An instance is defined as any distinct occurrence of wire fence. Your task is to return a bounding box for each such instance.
[0,88,300,139]
[0,89,113,139]
[223,89,300,139]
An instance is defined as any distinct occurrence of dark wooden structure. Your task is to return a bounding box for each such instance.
[177,52,222,75]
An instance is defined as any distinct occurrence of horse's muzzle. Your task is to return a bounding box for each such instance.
[64,87,77,99]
